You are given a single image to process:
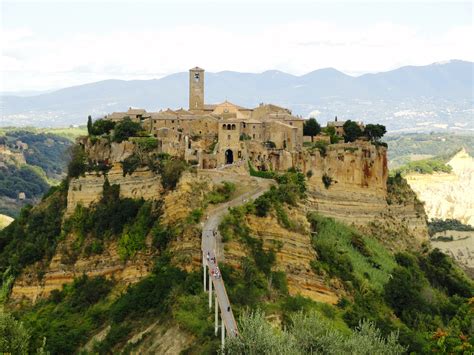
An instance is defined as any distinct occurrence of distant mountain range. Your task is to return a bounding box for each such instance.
[1,60,473,131]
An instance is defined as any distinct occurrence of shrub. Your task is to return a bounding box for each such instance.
[206,181,236,204]
[322,174,332,188]
[118,202,154,259]
[158,157,188,189]
[121,153,141,176]
[254,195,272,217]
[131,137,159,151]
[0,309,31,354]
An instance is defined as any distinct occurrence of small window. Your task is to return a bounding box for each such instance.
[228,135,231,140]
[253,134,255,139]
[172,120,175,123]
[194,73,200,81]
[289,122,293,125]
[231,124,236,130]
[222,124,226,129]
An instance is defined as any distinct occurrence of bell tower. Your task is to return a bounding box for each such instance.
[189,67,204,111]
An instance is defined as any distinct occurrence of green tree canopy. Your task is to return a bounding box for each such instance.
[112,118,142,142]
[343,120,363,143]
[91,119,116,136]
[364,124,386,142]
[303,118,321,141]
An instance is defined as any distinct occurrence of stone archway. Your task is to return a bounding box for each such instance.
[225,149,234,164]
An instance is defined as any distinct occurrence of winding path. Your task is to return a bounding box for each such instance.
[201,174,273,338]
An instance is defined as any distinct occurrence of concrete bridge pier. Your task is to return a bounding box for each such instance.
[215,295,218,335]
[221,316,226,350]
[209,272,213,309]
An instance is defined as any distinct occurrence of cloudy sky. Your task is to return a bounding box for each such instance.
[1,0,472,92]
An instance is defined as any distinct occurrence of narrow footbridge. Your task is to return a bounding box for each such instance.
[200,176,272,349]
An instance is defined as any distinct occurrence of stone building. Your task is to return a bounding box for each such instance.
[104,66,308,169]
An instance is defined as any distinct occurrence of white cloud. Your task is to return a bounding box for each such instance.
[1,20,473,91]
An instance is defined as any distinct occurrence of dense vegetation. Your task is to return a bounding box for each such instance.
[393,157,452,175]
[0,130,72,217]
[0,182,68,276]
[428,218,474,236]
[1,142,473,353]
[1,130,72,179]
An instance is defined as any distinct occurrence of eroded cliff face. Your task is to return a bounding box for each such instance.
[405,149,474,226]
[297,142,428,248]
[66,165,163,216]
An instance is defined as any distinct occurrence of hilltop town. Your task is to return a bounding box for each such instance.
[97,67,373,171]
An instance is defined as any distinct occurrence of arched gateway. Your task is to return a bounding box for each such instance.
[225,149,234,164]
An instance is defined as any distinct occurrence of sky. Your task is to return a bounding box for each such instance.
[1,0,472,92]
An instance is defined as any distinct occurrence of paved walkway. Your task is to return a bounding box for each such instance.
[201,176,273,337]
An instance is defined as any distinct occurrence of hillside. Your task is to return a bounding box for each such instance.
[385,132,474,169]
[0,130,72,217]
[0,131,472,354]
[1,61,472,132]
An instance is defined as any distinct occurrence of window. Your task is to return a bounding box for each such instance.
[243,123,246,128]
[253,134,255,139]
[222,124,226,129]
[289,122,293,125]
[231,124,236,130]
[172,120,175,123]
[228,135,231,140]
[194,73,200,82]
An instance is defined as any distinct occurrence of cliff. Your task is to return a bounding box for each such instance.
[298,142,428,248]
[405,148,474,226]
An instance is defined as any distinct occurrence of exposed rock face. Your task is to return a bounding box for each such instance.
[245,212,340,304]
[297,142,428,247]
[78,137,135,163]
[405,149,474,226]
[11,237,154,303]
[66,165,163,216]
[431,230,474,278]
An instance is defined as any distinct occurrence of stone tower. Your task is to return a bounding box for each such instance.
[189,67,204,111]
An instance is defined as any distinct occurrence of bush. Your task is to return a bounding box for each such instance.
[254,195,272,217]
[0,309,31,354]
[322,174,332,188]
[205,181,236,204]
[121,153,141,176]
[157,157,188,189]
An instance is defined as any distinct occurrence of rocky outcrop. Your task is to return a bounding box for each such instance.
[295,142,428,248]
[66,165,163,216]
[405,149,474,226]
[78,137,135,164]
[11,237,154,303]
[246,212,340,304]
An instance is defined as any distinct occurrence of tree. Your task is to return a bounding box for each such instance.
[364,124,386,142]
[67,145,87,178]
[87,115,93,135]
[112,118,142,142]
[303,118,321,142]
[343,120,363,143]
[92,119,116,136]
[0,309,31,355]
